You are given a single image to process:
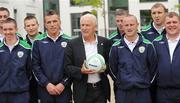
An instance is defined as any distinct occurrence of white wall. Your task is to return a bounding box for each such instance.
[0,0,179,38]
[0,0,43,38]
[59,0,108,37]
[128,0,179,30]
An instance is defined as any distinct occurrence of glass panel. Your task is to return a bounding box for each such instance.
[26,13,35,16]
[108,0,128,34]
[140,0,167,2]
[43,0,59,14]
[140,10,151,27]
[71,13,81,37]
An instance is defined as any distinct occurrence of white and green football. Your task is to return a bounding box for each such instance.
[85,53,106,72]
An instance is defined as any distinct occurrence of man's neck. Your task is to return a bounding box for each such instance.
[83,35,96,43]
[48,32,60,39]
[153,22,164,30]
[167,33,180,41]
[28,33,39,40]
[5,38,18,46]
[125,34,138,42]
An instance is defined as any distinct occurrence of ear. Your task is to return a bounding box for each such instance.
[95,24,98,31]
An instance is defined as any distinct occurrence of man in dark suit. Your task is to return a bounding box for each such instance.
[64,13,111,103]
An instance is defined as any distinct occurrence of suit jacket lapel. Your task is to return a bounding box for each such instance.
[97,36,103,55]
[78,36,86,60]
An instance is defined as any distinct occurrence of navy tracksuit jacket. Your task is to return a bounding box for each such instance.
[153,34,180,102]
[108,28,123,44]
[153,34,180,88]
[32,32,71,87]
[110,35,157,89]
[109,35,157,103]
[32,32,72,102]
[141,22,166,42]
[0,39,31,93]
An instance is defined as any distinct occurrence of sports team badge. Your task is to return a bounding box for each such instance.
[61,42,67,48]
[139,46,145,53]
[17,51,24,58]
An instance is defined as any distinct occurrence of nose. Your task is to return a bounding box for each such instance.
[155,13,159,18]
[30,25,34,30]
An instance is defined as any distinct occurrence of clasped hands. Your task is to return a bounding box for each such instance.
[46,83,65,95]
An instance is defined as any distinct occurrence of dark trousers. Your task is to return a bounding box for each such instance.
[29,75,38,103]
[157,88,180,103]
[150,80,157,103]
[38,86,72,103]
[0,91,29,103]
[116,88,151,103]
[82,82,106,103]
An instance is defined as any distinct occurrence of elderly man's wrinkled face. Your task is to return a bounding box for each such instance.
[80,15,97,38]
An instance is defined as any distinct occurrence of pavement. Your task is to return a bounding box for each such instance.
[108,75,115,103]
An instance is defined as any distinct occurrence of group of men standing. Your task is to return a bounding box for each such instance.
[109,2,180,103]
[0,2,180,103]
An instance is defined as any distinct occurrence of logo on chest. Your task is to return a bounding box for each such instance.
[17,51,24,58]
[139,46,145,53]
[61,42,67,48]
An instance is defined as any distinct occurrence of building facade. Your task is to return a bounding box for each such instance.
[0,0,179,37]
[0,0,44,38]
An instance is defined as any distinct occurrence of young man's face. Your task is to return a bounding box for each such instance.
[0,10,9,23]
[45,15,61,36]
[165,16,180,36]
[115,15,126,33]
[2,22,17,40]
[151,6,166,27]
[123,16,139,37]
[0,10,9,34]
[24,18,39,37]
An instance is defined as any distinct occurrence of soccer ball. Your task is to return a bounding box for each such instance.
[85,53,106,72]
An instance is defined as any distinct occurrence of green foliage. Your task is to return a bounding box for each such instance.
[72,0,103,8]
[175,4,180,9]
[91,9,97,15]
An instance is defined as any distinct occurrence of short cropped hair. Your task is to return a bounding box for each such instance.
[45,10,59,16]
[24,15,38,24]
[0,7,10,16]
[151,3,167,12]
[45,10,60,22]
[166,12,180,21]
[3,17,17,28]
[123,14,138,23]
[115,9,128,16]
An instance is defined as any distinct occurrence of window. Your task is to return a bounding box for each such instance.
[71,13,81,37]
[140,0,167,2]
[26,13,35,16]
[14,9,17,21]
[108,0,128,34]
[140,10,151,27]
[43,0,59,14]
[108,11,117,35]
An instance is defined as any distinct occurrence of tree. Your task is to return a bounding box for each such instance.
[72,0,103,8]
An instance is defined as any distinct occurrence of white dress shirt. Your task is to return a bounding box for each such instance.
[83,36,101,83]
[124,35,139,52]
[167,35,180,62]
[4,38,19,52]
